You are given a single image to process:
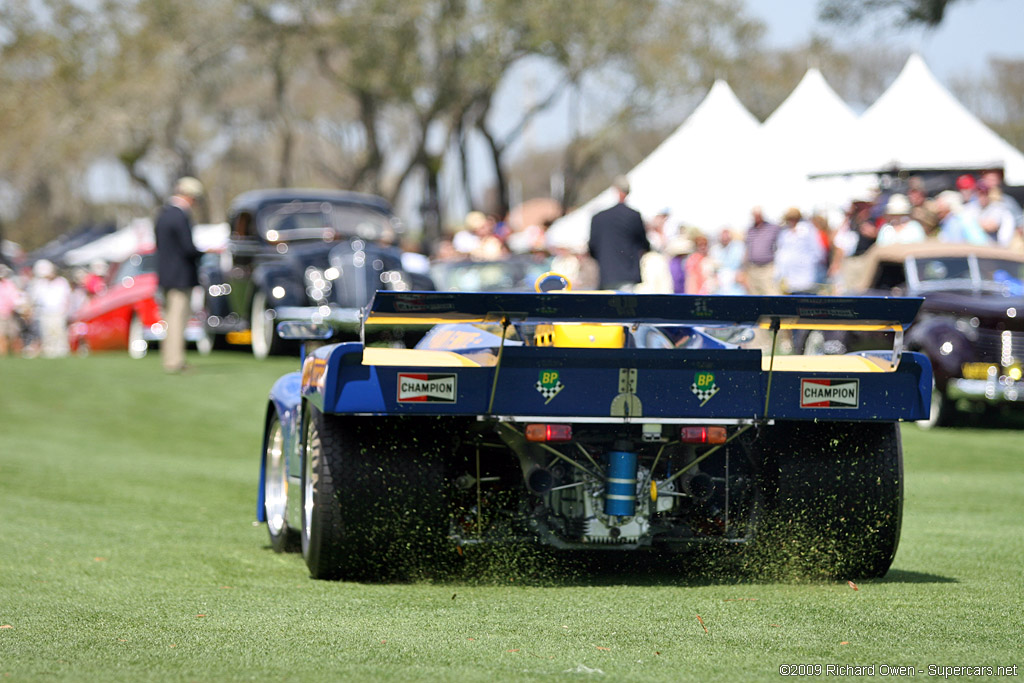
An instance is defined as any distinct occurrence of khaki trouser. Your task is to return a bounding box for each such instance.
[162,288,191,371]
[744,263,780,296]
[742,264,793,352]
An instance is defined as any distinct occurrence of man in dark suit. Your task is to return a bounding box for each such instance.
[154,176,204,373]
[587,176,650,290]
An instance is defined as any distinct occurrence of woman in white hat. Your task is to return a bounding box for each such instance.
[876,193,926,247]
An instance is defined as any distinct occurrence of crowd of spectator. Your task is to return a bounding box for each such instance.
[0,258,112,358]
[432,168,1024,298]
[431,169,1024,299]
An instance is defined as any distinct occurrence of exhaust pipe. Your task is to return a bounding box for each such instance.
[494,423,555,494]
[679,471,713,502]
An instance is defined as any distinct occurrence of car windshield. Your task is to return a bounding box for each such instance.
[258,201,394,243]
[911,256,1024,295]
[113,252,155,284]
[432,259,552,292]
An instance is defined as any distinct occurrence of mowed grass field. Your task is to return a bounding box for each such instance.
[1,351,1022,682]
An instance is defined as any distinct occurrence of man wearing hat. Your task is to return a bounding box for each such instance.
[588,175,649,290]
[155,176,204,373]
[876,193,926,247]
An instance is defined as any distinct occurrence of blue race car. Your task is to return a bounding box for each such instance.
[257,277,931,580]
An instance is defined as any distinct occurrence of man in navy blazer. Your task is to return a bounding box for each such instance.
[154,176,204,373]
[587,176,650,290]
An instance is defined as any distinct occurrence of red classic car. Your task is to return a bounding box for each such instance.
[68,251,210,358]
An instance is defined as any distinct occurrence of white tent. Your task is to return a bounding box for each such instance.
[753,68,876,225]
[548,54,1024,252]
[63,219,154,267]
[63,220,229,266]
[817,53,1024,184]
[546,79,761,250]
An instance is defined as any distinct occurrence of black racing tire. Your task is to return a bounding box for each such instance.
[300,407,453,581]
[758,421,903,579]
[263,410,300,553]
[250,290,284,360]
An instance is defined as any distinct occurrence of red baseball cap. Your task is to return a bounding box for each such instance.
[956,174,976,191]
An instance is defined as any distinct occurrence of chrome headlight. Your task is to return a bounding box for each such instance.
[954,317,980,341]
[304,267,332,302]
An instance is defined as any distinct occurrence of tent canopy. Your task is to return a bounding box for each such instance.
[547,54,1024,252]
[814,54,1024,184]
[546,79,760,249]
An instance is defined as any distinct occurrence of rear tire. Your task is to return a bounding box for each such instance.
[300,408,453,581]
[759,421,903,579]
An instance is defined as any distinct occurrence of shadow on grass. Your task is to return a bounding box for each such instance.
[258,541,957,587]
[877,568,958,584]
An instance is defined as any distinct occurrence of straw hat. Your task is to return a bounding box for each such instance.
[885,193,911,216]
[174,176,204,199]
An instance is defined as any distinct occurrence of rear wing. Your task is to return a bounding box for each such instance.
[364,291,921,330]
[364,291,923,370]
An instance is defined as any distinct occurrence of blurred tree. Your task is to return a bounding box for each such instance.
[1,0,1016,253]
[534,0,767,210]
[0,0,123,245]
[952,57,1024,155]
[729,41,908,119]
[819,0,966,27]
[987,58,1024,154]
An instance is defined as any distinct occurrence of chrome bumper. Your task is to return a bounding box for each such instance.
[273,305,362,332]
[947,377,1024,403]
[142,321,207,343]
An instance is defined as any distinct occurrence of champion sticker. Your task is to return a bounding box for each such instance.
[691,371,719,406]
[800,378,859,408]
[536,370,564,404]
[397,373,457,403]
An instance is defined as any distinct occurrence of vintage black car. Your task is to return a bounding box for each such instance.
[818,243,1024,427]
[200,189,434,357]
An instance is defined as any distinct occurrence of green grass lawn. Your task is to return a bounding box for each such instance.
[1,351,1022,681]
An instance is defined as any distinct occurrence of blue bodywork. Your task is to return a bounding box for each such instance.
[258,291,931,528]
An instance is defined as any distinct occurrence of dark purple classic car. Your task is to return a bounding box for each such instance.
[815,243,1024,427]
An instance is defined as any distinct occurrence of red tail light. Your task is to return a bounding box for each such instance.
[526,424,573,442]
[680,426,727,444]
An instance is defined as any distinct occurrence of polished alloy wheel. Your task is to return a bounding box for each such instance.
[264,420,288,537]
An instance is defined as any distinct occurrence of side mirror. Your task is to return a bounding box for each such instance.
[277,321,333,363]
[276,321,333,341]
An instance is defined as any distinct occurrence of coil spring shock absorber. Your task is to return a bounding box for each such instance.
[605,441,638,517]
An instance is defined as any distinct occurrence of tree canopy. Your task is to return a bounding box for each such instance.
[0,0,1018,252]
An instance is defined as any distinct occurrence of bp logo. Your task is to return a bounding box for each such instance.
[536,370,565,403]
[691,371,719,406]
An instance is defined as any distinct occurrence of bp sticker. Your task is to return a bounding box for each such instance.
[536,370,565,403]
[691,371,719,406]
